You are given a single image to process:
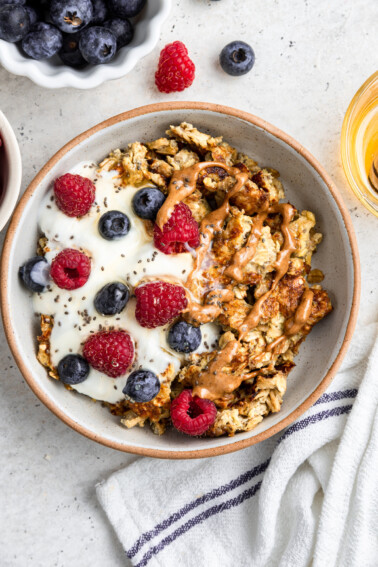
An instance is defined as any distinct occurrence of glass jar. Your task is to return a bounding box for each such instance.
[341,71,378,216]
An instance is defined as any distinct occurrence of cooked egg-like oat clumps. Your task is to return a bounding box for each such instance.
[37,122,332,437]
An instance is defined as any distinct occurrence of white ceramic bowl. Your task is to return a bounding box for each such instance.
[0,110,21,231]
[0,0,171,90]
[1,103,360,458]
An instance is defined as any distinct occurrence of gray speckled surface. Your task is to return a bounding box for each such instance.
[0,1,377,565]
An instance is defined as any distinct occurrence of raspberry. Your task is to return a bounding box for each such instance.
[155,41,195,93]
[154,203,200,255]
[83,330,134,378]
[171,390,217,436]
[50,248,91,290]
[54,173,95,217]
[135,281,187,329]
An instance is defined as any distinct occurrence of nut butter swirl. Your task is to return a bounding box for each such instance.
[156,161,315,401]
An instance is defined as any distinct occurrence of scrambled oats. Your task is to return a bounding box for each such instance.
[37,123,332,437]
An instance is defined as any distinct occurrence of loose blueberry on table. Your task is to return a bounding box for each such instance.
[219,40,255,76]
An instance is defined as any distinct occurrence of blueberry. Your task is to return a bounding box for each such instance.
[168,321,202,353]
[94,282,130,315]
[108,0,146,18]
[132,187,166,220]
[24,5,39,26]
[22,22,62,60]
[0,6,30,43]
[59,32,87,67]
[19,256,50,292]
[58,354,89,385]
[0,0,26,5]
[98,210,130,240]
[79,26,117,64]
[91,0,108,24]
[49,0,93,34]
[103,17,133,49]
[123,370,160,403]
[219,41,255,76]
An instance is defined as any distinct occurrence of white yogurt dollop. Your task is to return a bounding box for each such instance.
[33,162,219,403]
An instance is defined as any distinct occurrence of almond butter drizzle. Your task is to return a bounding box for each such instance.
[284,288,314,336]
[156,161,241,229]
[224,208,269,282]
[238,203,297,340]
[155,161,315,401]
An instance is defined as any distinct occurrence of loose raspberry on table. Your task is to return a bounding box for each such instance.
[50,248,91,290]
[54,173,95,217]
[83,330,134,378]
[154,203,200,255]
[155,41,195,93]
[170,390,217,436]
[135,281,188,329]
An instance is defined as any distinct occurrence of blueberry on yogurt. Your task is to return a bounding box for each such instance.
[19,256,50,292]
[58,354,90,385]
[168,321,202,353]
[132,187,166,220]
[98,210,130,240]
[94,282,130,315]
[123,370,160,403]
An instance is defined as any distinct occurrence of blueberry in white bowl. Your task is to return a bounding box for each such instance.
[103,17,133,48]
[49,0,94,34]
[79,25,117,64]
[108,0,146,18]
[0,5,30,43]
[22,22,63,60]
[91,0,109,24]
[59,32,87,68]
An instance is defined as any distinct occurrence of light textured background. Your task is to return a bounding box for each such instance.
[0,1,377,565]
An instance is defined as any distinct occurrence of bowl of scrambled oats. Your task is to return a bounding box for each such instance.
[1,102,360,458]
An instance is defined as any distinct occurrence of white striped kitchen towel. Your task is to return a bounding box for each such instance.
[97,322,378,567]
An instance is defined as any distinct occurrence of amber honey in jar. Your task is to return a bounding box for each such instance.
[341,71,378,216]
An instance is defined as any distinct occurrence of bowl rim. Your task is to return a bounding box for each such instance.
[0,110,22,231]
[0,101,361,459]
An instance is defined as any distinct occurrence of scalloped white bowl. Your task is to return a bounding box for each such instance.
[0,0,171,89]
